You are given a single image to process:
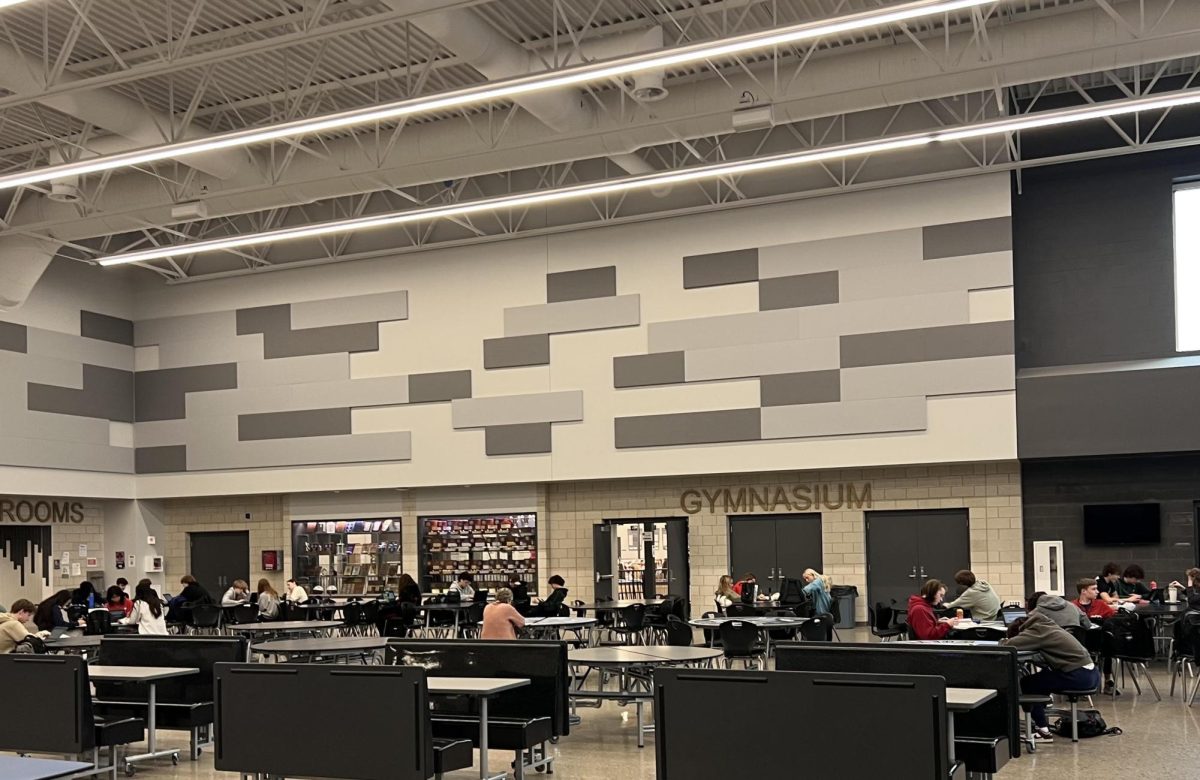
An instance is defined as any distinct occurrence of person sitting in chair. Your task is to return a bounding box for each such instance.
[530,575,568,617]
[1002,610,1099,743]
[906,579,960,640]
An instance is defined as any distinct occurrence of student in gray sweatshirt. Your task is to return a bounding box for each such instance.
[943,570,1002,621]
[1002,610,1099,741]
[1028,591,1090,629]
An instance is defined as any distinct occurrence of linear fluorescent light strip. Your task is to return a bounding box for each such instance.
[1,0,1002,192]
[0,0,35,7]
[96,88,1200,267]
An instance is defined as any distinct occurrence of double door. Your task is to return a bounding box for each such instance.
[190,531,250,594]
[728,514,822,598]
[593,518,689,611]
[865,509,970,612]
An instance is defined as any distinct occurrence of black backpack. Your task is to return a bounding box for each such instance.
[14,634,47,654]
[1052,710,1122,738]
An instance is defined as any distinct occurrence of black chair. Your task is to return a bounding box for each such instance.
[607,604,648,645]
[461,602,487,639]
[698,611,722,648]
[951,625,1007,641]
[1104,611,1161,700]
[0,654,145,777]
[725,603,756,617]
[799,613,834,642]
[868,602,905,642]
[227,604,258,625]
[643,597,676,643]
[85,609,113,636]
[766,609,801,643]
[719,620,764,668]
[188,603,223,635]
[341,602,366,635]
[1170,613,1200,702]
[359,601,380,635]
[664,615,694,647]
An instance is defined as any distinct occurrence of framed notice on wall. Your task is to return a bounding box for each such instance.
[262,550,281,571]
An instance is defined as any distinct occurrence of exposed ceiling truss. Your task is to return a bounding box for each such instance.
[0,0,1196,283]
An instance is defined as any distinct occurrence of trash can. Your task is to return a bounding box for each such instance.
[830,585,858,629]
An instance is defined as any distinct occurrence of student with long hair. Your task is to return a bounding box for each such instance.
[105,585,133,617]
[34,590,76,633]
[256,579,280,620]
[802,568,834,615]
[128,583,168,635]
[396,573,422,605]
[714,575,739,610]
[907,579,960,640]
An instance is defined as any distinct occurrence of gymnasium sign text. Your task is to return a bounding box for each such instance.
[0,498,85,524]
[679,483,872,514]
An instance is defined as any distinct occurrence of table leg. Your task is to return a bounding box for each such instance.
[636,700,644,749]
[147,682,157,755]
[947,712,956,764]
[478,695,490,780]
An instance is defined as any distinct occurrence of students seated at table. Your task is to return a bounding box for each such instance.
[221,579,251,607]
[530,575,568,617]
[284,578,308,604]
[1072,578,1115,620]
[943,569,1002,621]
[0,600,48,653]
[9,599,39,634]
[1116,564,1152,601]
[127,584,169,635]
[507,574,532,612]
[105,585,133,617]
[801,569,833,615]
[447,573,476,602]
[72,581,98,609]
[396,573,422,605]
[168,574,217,623]
[714,575,739,611]
[733,573,769,600]
[907,579,961,640]
[1168,568,1200,611]
[255,579,280,620]
[1096,562,1123,604]
[34,590,79,633]
[1002,610,1100,742]
[1028,591,1090,629]
[481,587,526,639]
[114,577,130,598]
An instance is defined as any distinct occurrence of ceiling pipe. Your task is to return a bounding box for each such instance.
[3,0,1197,265]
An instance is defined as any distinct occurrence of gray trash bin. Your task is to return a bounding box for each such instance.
[831,585,858,629]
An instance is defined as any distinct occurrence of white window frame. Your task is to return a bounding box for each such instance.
[1174,183,1200,352]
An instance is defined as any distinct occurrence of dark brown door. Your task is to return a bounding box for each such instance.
[189,531,249,595]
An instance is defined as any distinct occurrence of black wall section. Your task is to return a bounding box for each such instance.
[0,526,52,588]
[1021,455,1199,594]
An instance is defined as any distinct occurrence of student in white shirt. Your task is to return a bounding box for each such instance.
[128,584,169,635]
[447,573,475,601]
[221,579,250,607]
[285,579,309,604]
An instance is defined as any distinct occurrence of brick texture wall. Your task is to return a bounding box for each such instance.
[161,495,288,592]
[543,462,1023,621]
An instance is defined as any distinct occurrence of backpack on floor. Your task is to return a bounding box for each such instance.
[13,634,47,654]
[1052,710,1122,738]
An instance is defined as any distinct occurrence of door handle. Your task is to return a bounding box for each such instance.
[908,566,918,579]
[777,569,784,579]
[919,567,927,579]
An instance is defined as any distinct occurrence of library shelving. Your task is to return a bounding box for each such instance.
[291,518,403,596]
[419,512,538,593]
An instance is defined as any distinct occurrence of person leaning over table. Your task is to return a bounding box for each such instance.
[0,600,50,653]
[1029,591,1090,630]
[907,579,960,640]
[1095,562,1128,604]
[105,585,133,617]
[714,575,740,611]
[1168,567,1200,611]
[1002,610,1100,743]
[255,579,280,620]
[943,569,1002,622]
[72,581,98,609]
[481,587,526,640]
[127,583,168,636]
[34,590,79,633]
[221,579,250,607]
[447,572,476,601]
[802,568,834,616]
[396,573,422,605]
[1116,564,1152,601]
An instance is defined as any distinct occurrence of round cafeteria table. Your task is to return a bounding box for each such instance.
[688,615,812,657]
[523,616,597,644]
[568,645,722,747]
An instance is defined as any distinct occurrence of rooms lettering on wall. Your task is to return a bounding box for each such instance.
[0,499,85,524]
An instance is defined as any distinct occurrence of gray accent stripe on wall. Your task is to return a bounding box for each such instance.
[408,370,472,404]
[238,407,352,441]
[841,355,1014,401]
[135,445,187,473]
[235,303,379,358]
[613,352,685,388]
[27,327,133,371]
[840,321,1014,368]
[614,408,761,448]
[452,391,584,429]
[547,267,616,303]
[504,295,640,337]
[0,435,133,473]
[235,304,289,335]
[80,310,134,346]
[760,370,841,407]
[757,228,922,279]
[923,216,1012,260]
[136,311,236,347]
[134,363,239,422]
[187,426,412,470]
[187,376,409,417]
[682,248,759,288]
[290,291,408,329]
[0,321,27,353]
[761,397,927,439]
[758,270,839,311]
[483,334,550,369]
[485,423,552,455]
[28,364,134,422]
[685,339,840,382]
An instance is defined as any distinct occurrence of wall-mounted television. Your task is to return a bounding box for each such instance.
[1083,503,1161,545]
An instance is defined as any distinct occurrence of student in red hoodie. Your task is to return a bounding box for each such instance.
[907,579,960,640]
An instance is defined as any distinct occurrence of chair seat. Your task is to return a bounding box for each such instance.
[1018,694,1053,706]
[432,714,554,750]
[94,715,145,748]
[96,700,213,729]
[954,736,1010,774]
[432,737,474,774]
[1060,687,1100,699]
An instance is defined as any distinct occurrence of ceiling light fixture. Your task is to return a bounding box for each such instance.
[95,88,1200,268]
[2,0,1003,192]
[0,0,35,7]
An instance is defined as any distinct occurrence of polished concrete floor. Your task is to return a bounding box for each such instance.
[7,629,1200,779]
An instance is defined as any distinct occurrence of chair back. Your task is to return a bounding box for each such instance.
[360,601,380,626]
[1104,611,1155,661]
[229,604,258,625]
[0,654,96,753]
[725,603,755,617]
[954,625,1007,641]
[342,603,365,627]
[465,602,487,626]
[1174,612,1200,660]
[719,620,759,658]
[190,603,223,629]
[619,603,647,630]
[96,635,247,705]
[664,615,694,646]
[800,614,833,641]
[85,609,113,635]
[278,602,301,621]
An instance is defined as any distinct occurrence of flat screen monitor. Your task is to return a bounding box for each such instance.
[1083,503,1161,545]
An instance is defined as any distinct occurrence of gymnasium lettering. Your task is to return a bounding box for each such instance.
[679,483,872,514]
[0,498,85,524]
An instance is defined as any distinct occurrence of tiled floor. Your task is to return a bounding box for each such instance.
[8,632,1200,779]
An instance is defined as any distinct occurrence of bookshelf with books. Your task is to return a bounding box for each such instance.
[419,512,539,593]
[291,518,404,596]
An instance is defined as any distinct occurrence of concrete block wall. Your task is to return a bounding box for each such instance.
[161,495,288,592]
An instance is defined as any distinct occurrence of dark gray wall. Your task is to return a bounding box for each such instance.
[1022,455,1199,594]
[1013,147,1200,458]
